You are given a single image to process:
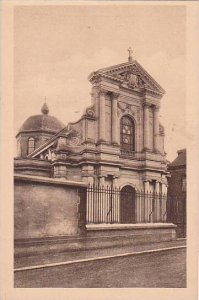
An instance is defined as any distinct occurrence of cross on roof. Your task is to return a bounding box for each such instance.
[128,47,133,62]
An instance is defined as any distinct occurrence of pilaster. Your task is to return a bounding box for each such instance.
[143,103,150,151]
[155,181,160,222]
[98,89,107,143]
[153,106,160,153]
[144,180,150,222]
[112,92,119,145]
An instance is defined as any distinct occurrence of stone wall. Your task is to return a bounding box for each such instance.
[14,158,52,177]
[14,174,87,240]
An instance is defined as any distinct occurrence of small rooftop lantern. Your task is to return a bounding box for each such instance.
[41,101,49,115]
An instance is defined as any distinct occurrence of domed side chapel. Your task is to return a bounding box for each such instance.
[16,102,65,158]
[14,51,175,240]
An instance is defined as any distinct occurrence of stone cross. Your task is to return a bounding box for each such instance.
[128,47,133,62]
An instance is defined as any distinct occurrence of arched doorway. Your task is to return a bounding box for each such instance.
[120,185,136,223]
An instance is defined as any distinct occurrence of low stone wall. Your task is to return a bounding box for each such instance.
[86,223,177,243]
[14,223,177,258]
[14,174,87,240]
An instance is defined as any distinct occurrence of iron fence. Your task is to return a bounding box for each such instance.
[86,184,167,224]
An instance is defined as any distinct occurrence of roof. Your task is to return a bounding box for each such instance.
[169,149,186,168]
[17,104,65,136]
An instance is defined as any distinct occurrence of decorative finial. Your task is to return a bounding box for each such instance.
[41,99,49,115]
[128,47,133,62]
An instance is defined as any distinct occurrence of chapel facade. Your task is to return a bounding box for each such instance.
[15,52,169,225]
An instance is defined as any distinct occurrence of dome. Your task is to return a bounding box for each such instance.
[17,103,65,136]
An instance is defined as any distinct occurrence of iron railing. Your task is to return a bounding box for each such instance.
[86,184,167,224]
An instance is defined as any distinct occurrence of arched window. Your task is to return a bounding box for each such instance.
[120,116,135,152]
[28,137,35,154]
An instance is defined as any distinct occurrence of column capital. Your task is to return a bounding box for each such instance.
[143,102,151,109]
[99,88,108,96]
[112,92,120,99]
[153,105,160,111]
[98,174,106,178]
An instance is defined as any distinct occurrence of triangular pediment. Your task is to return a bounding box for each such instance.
[89,60,165,95]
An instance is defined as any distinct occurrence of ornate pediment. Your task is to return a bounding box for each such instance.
[88,61,165,96]
[110,64,148,89]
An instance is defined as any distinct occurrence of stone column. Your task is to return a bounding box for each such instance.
[143,104,150,151]
[154,106,160,153]
[155,181,160,222]
[86,176,93,223]
[162,183,168,222]
[136,191,141,223]
[99,89,106,142]
[144,181,150,222]
[87,176,94,185]
[112,176,119,222]
[112,176,118,187]
[144,180,150,192]
[99,176,105,222]
[99,176,105,185]
[112,93,119,144]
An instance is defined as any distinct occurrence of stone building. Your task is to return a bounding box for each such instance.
[14,52,175,241]
[167,149,186,237]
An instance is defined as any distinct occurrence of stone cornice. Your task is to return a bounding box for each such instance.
[14,173,87,187]
[142,88,163,99]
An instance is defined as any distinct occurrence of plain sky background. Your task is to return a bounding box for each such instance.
[14,4,186,161]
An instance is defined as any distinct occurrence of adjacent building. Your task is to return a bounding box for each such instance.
[167,149,186,237]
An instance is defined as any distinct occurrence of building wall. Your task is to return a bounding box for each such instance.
[167,164,186,237]
[159,134,164,154]
[14,158,52,177]
[168,167,186,196]
[14,175,87,239]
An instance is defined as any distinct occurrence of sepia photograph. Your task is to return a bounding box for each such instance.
[1,1,198,300]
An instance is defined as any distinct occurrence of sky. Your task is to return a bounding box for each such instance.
[14,4,186,161]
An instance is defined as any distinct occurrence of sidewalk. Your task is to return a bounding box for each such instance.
[14,238,186,270]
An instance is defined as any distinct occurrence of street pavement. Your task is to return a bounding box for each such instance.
[14,247,186,288]
[15,238,186,269]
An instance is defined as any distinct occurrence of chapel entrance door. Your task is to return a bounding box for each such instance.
[120,185,136,223]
